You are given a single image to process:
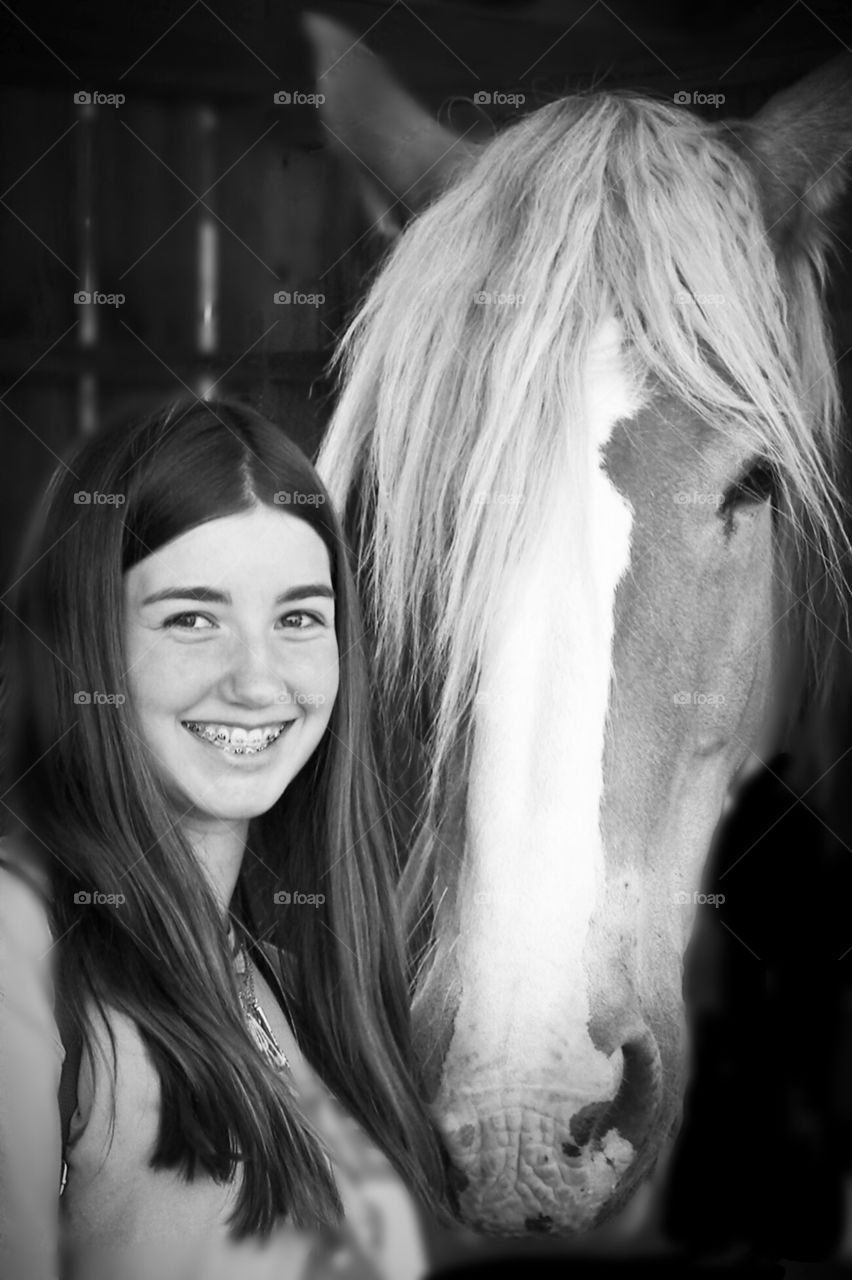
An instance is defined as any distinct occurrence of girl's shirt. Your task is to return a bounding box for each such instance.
[0,860,428,1280]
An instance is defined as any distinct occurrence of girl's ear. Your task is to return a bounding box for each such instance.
[301,11,480,240]
[728,55,852,262]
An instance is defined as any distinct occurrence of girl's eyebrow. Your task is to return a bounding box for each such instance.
[141,583,335,607]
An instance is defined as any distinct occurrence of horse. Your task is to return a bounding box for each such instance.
[305,15,852,1239]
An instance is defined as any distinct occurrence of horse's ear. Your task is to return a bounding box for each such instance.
[734,55,852,260]
[301,11,480,239]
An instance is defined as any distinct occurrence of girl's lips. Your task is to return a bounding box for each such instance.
[181,720,295,758]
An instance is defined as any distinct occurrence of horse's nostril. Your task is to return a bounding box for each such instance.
[571,1033,662,1153]
[525,1214,554,1233]
[569,1099,611,1148]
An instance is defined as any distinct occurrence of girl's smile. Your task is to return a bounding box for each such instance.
[181,719,293,756]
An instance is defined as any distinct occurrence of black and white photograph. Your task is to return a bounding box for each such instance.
[2,1,852,1277]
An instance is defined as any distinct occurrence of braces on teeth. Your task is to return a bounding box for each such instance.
[183,722,287,755]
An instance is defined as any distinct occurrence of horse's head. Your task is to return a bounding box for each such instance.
[308,17,852,1236]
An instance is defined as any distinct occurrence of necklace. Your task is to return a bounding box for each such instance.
[231,928,297,1088]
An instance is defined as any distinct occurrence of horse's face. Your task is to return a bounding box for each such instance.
[414,364,785,1233]
[307,15,852,1235]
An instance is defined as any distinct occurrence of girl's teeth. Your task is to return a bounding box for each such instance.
[184,722,286,752]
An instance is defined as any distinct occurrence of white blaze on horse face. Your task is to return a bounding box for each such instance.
[440,319,640,1219]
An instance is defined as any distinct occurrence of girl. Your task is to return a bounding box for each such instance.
[0,397,448,1279]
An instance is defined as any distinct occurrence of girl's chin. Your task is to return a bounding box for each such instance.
[171,774,296,823]
[180,802,279,827]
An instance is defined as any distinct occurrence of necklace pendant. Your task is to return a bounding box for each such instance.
[246,1005,289,1069]
[233,937,297,1091]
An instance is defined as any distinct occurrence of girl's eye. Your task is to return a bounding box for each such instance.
[163,612,215,631]
[279,611,321,630]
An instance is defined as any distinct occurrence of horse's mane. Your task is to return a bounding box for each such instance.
[319,91,849,917]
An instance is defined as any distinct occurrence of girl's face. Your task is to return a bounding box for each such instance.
[123,505,339,828]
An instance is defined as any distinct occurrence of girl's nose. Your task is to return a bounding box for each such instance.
[220,635,288,708]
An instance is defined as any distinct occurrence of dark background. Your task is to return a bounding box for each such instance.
[4,1,852,1274]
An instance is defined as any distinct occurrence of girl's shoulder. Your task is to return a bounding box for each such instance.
[0,839,56,972]
[0,839,63,1280]
[0,839,65,1276]
[0,838,64,1059]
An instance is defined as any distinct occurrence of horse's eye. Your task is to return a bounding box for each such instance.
[719,457,776,516]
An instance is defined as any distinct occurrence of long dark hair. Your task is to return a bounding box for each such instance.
[1,396,448,1238]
